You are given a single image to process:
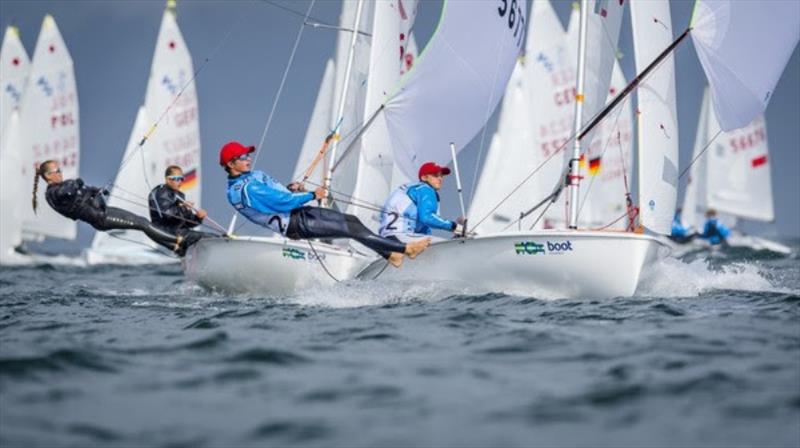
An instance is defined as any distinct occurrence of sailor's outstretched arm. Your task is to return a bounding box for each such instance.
[245,182,314,213]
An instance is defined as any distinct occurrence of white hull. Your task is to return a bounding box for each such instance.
[357,231,669,299]
[183,236,373,295]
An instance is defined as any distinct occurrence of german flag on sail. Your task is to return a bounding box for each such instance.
[588,157,601,175]
[180,169,198,192]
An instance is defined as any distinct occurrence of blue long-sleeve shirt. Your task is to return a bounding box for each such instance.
[700,218,730,245]
[228,171,314,214]
[406,183,456,234]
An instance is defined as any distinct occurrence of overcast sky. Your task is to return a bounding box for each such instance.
[2,0,799,254]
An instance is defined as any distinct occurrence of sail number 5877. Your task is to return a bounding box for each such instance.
[498,0,525,47]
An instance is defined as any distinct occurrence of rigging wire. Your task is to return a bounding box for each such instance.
[678,129,723,180]
[112,9,245,182]
[257,0,370,36]
[228,0,317,233]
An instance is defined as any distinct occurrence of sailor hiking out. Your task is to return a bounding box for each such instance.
[220,141,430,267]
[33,160,190,255]
[380,162,465,242]
[149,165,216,252]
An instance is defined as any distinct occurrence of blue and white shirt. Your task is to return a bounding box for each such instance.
[379,182,455,238]
[226,170,314,235]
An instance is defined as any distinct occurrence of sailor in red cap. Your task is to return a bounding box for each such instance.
[220,141,430,267]
[379,162,464,241]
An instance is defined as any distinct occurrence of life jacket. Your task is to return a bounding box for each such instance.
[227,172,290,235]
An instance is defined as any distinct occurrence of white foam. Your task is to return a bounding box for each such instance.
[637,256,784,297]
[287,279,484,309]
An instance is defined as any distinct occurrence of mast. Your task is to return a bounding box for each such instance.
[566,0,589,229]
[322,0,365,204]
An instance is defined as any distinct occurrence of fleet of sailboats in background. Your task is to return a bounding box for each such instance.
[0,16,80,266]
[1,1,798,298]
[86,0,201,265]
[679,87,791,255]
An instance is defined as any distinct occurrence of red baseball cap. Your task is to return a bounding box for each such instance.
[418,162,451,179]
[219,141,255,166]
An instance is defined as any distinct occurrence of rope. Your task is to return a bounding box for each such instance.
[112,10,244,182]
[228,0,316,232]
[678,129,723,180]
[306,240,340,283]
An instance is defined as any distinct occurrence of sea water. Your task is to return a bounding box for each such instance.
[1,241,798,447]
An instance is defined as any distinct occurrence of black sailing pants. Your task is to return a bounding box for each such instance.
[286,206,406,258]
[90,206,182,252]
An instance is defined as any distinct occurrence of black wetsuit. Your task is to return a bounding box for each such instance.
[45,179,183,253]
[286,206,407,258]
[148,184,215,251]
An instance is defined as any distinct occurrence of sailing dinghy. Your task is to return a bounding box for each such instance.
[358,0,799,298]
[185,0,419,294]
[677,88,791,256]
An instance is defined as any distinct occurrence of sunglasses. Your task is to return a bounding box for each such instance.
[167,175,185,182]
[234,154,252,162]
[45,168,62,175]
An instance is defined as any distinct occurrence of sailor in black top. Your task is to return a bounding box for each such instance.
[148,165,214,251]
[33,160,188,255]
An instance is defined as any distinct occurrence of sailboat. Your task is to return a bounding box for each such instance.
[0,26,32,265]
[85,0,202,265]
[358,0,798,298]
[357,0,667,298]
[7,16,81,261]
[678,87,791,255]
[185,0,419,294]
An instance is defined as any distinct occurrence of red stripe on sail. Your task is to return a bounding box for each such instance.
[751,155,768,168]
[398,0,408,20]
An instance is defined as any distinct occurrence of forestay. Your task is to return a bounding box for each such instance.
[631,0,679,235]
[383,0,526,179]
[19,16,79,241]
[691,0,800,131]
[293,58,336,187]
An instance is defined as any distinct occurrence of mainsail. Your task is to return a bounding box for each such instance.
[382,0,526,179]
[683,87,774,226]
[0,26,31,263]
[630,0,679,235]
[293,58,336,188]
[19,15,79,241]
[691,0,800,131]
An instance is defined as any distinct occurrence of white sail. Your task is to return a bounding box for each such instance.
[578,61,633,229]
[0,27,31,263]
[631,0,679,235]
[143,5,201,206]
[348,0,412,230]
[571,0,625,149]
[383,0,526,179]
[328,0,374,211]
[89,4,200,263]
[705,99,774,222]
[19,15,79,241]
[691,0,800,131]
[292,58,336,186]
[681,88,710,231]
[89,107,159,255]
[0,111,26,263]
[1,26,30,134]
[468,64,533,233]
[390,31,418,188]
